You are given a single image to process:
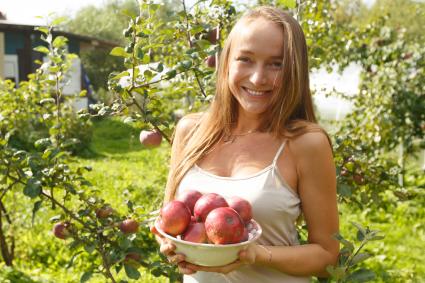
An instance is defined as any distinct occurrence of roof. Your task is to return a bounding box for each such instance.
[0,20,119,48]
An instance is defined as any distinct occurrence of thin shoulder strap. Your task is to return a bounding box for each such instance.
[272,140,287,167]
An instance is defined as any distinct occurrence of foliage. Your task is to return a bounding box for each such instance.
[324,222,384,283]
[0,78,92,155]
[0,21,174,283]
[64,0,139,43]
[64,0,182,92]
[3,119,423,282]
[1,0,423,282]
[335,0,425,43]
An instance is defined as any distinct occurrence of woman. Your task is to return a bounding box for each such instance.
[152,6,339,283]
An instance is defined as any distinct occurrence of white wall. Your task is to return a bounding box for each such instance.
[4,54,19,83]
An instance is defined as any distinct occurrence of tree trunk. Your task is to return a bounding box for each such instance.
[0,206,14,266]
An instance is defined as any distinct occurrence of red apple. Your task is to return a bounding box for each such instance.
[139,130,162,148]
[227,196,252,223]
[204,207,245,244]
[353,173,365,185]
[208,28,218,44]
[159,200,191,236]
[53,222,71,240]
[120,219,139,234]
[96,206,114,219]
[205,55,216,68]
[193,193,228,222]
[125,252,141,262]
[177,190,203,215]
[182,222,208,243]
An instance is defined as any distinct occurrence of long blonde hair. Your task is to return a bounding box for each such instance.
[165,6,324,203]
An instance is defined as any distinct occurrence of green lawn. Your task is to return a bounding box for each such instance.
[2,118,424,282]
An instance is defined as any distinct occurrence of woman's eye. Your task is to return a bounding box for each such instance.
[236,57,250,62]
[271,62,283,68]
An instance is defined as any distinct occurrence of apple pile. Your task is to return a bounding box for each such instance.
[157,190,255,245]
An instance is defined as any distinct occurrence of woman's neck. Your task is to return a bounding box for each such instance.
[232,111,263,134]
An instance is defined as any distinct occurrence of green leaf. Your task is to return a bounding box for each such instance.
[35,27,49,34]
[151,268,163,277]
[367,231,385,241]
[32,200,43,225]
[66,251,83,269]
[279,0,296,8]
[326,265,346,280]
[346,268,375,282]
[79,90,87,97]
[40,98,56,104]
[34,138,52,149]
[34,46,50,54]
[351,253,372,266]
[118,237,131,250]
[124,264,141,280]
[333,233,354,252]
[337,183,352,197]
[111,71,130,81]
[142,53,150,64]
[351,222,367,240]
[24,178,42,198]
[84,244,96,254]
[51,16,68,26]
[80,271,93,283]
[52,36,68,48]
[165,69,177,79]
[49,215,62,222]
[110,47,130,58]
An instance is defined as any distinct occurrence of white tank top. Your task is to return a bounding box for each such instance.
[176,141,310,283]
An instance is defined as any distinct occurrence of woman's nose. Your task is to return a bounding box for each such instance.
[249,67,267,86]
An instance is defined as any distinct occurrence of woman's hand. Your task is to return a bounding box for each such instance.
[150,225,196,274]
[183,243,258,274]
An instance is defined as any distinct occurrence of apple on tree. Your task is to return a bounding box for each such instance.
[95,205,114,219]
[139,129,162,148]
[208,28,218,44]
[125,252,141,262]
[53,221,71,240]
[205,55,216,68]
[120,219,139,234]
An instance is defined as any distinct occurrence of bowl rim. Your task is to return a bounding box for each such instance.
[154,218,262,248]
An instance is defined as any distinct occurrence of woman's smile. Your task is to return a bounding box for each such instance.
[242,87,273,97]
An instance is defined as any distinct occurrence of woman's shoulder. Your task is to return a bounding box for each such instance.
[287,124,332,158]
[173,112,204,141]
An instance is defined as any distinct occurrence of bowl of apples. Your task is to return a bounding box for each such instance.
[154,191,262,267]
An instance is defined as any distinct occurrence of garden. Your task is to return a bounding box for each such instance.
[0,0,424,282]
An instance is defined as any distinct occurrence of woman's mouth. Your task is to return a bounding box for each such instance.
[242,87,272,97]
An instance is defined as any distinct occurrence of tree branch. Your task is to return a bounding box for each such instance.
[181,0,207,98]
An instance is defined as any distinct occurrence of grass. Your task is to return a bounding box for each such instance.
[3,118,424,283]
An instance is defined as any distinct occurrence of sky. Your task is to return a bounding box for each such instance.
[1,0,376,25]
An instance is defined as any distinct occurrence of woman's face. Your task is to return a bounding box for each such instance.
[228,17,284,118]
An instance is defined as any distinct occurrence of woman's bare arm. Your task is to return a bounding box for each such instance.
[254,131,339,277]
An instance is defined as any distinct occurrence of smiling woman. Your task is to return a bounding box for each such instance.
[228,17,284,116]
[151,6,339,283]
